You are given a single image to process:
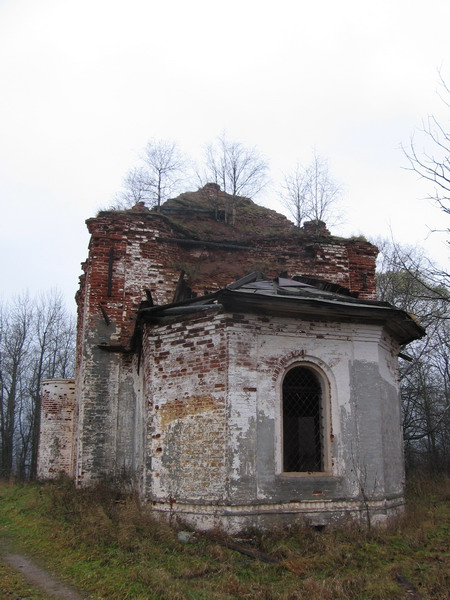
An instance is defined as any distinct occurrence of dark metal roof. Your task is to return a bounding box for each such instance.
[227,274,380,304]
[137,272,425,347]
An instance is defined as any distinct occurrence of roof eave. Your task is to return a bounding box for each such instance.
[217,289,425,345]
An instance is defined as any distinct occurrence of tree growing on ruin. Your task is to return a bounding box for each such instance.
[116,139,187,211]
[201,135,269,224]
[203,135,269,199]
[280,152,342,228]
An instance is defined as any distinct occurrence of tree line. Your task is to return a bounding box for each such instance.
[376,241,449,472]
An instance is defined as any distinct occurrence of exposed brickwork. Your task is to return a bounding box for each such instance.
[347,240,379,300]
[37,379,76,478]
[68,189,379,489]
[75,190,378,351]
[140,308,406,527]
[79,212,178,343]
[143,310,228,502]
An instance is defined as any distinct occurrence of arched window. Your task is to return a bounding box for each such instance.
[282,366,324,472]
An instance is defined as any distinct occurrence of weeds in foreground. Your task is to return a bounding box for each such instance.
[0,473,448,599]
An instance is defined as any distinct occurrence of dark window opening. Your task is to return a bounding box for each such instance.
[283,367,324,472]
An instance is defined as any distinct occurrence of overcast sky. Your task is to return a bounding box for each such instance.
[1,0,449,312]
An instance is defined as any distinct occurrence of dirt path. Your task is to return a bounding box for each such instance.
[1,541,84,600]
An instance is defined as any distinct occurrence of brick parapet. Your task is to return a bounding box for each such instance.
[76,208,378,351]
[346,240,379,300]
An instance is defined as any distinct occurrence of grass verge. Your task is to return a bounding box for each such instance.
[0,474,448,599]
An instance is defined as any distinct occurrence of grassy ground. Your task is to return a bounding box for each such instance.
[0,560,49,600]
[0,475,448,600]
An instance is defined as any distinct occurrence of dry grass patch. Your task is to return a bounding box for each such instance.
[0,473,448,599]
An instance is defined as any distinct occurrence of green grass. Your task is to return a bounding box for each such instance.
[0,475,449,599]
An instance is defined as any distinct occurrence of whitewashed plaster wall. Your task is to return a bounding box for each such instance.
[140,310,405,531]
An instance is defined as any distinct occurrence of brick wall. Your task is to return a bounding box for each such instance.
[76,206,378,349]
[37,379,76,478]
[143,310,228,503]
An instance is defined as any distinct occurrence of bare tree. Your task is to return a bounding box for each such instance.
[0,296,32,479]
[378,74,450,472]
[115,139,187,211]
[202,135,269,224]
[376,239,449,319]
[403,74,450,241]
[280,152,342,228]
[204,135,268,198]
[279,163,310,227]
[117,166,150,206]
[400,342,450,472]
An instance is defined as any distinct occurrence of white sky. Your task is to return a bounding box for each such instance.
[1,0,449,312]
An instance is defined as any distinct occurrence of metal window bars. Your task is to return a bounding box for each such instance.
[283,367,323,472]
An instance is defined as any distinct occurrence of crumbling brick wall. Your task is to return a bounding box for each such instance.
[143,309,228,503]
[76,203,378,350]
[37,379,76,478]
[141,307,405,530]
[71,194,378,484]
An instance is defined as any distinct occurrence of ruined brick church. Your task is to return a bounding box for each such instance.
[38,184,424,531]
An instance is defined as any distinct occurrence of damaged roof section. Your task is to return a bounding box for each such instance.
[134,272,425,347]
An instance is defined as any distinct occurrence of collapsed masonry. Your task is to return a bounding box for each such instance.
[37,185,424,531]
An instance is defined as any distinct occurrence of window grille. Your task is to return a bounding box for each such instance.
[283,367,323,472]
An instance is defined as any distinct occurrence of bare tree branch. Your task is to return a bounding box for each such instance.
[402,75,450,243]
